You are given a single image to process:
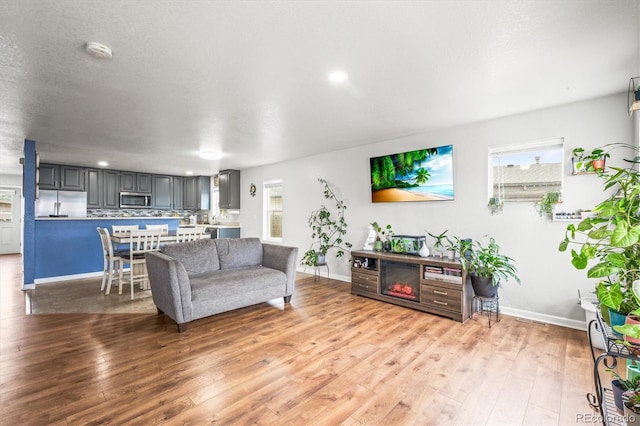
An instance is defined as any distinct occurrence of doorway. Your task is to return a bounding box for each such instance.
[0,188,21,254]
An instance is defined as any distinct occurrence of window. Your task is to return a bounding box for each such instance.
[264,180,282,242]
[489,138,564,202]
[0,190,14,222]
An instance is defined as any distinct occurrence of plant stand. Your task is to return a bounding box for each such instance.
[471,295,500,328]
[314,260,329,281]
[588,309,639,425]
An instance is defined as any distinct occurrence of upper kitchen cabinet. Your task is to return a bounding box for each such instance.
[184,176,210,211]
[85,169,120,209]
[39,163,85,191]
[85,169,103,208]
[218,169,240,210]
[152,175,174,209]
[120,172,152,193]
[173,176,183,210]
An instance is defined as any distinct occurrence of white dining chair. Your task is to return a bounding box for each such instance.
[119,229,163,299]
[175,227,205,242]
[97,227,125,295]
[145,224,169,234]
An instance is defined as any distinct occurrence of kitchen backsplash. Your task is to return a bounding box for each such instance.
[87,209,198,218]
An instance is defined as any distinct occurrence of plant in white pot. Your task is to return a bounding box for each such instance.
[460,236,521,298]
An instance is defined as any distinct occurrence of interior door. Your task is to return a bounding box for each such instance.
[0,188,21,254]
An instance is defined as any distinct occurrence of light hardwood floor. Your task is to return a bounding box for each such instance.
[1,254,600,425]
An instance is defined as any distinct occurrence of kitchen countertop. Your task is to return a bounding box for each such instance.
[35,216,183,221]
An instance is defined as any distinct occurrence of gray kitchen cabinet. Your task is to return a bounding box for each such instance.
[184,176,210,210]
[152,175,173,209]
[59,166,85,191]
[85,169,119,209]
[39,163,85,191]
[38,163,58,189]
[120,172,152,193]
[103,170,120,208]
[218,169,240,210]
[85,168,103,208]
[173,176,183,210]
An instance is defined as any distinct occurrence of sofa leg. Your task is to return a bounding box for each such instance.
[284,295,292,303]
[177,323,188,333]
[157,307,164,315]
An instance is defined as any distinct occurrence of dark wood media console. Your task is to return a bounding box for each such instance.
[350,250,473,322]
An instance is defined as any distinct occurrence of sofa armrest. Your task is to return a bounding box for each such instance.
[146,251,193,324]
[262,243,298,296]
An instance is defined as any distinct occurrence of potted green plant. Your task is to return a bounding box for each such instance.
[607,368,640,413]
[444,236,458,260]
[624,389,640,425]
[534,191,562,219]
[371,222,393,252]
[460,236,521,297]
[559,143,640,323]
[301,179,352,267]
[572,147,587,173]
[427,230,448,258]
[586,148,610,172]
[487,197,503,215]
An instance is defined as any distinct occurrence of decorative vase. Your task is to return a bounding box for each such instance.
[419,241,430,258]
[609,308,626,338]
[374,240,383,252]
[624,405,640,425]
[446,249,455,260]
[591,159,605,171]
[383,239,391,252]
[612,379,625,413]
[470,275,497,298]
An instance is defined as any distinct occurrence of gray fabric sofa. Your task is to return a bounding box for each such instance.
[146,237,298,332]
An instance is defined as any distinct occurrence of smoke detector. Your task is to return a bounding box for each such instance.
[85,42,112,59]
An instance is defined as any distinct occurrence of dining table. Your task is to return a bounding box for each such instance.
[110,229,210,244]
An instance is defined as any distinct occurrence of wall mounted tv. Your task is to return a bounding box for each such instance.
[370,144,454,203]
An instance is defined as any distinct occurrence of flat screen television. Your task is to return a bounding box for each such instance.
[370,144,454,203]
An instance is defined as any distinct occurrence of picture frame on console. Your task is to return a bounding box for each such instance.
[369,144,454,203]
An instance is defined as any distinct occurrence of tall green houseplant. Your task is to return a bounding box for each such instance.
[301,179,352,266]
[559,144,640,316]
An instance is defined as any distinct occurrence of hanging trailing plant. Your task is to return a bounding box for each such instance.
[301,179,353,266]
[534,191,562,218]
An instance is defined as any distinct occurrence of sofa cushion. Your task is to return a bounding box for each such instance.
[161,238,220,274]
[189,266,287,318]
[215,237,263,269]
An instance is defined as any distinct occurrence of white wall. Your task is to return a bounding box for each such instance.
[0,174,22,187]
[239,93,634,325]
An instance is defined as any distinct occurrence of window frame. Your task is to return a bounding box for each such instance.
[488,137,564,203]
[263,179,283,243]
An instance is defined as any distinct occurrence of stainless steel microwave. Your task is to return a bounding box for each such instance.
[120,192,151,208]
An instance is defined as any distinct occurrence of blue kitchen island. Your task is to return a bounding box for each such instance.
[34,217,182,282]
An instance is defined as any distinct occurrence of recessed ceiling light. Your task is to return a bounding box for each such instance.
[199,151,223,160]
[185,171,193,175]
[86,42,113,59]
[98,161,108,167]
[328,71,348,83]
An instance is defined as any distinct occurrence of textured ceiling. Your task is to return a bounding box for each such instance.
[0,0,639,177]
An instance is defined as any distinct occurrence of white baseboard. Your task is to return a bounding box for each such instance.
[34,271,105,285]
[297,267,588,332]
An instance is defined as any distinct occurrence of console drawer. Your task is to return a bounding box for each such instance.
[420,283,462,312]
[352,269,379,294]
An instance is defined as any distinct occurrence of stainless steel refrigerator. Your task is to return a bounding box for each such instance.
[35,190,87,217]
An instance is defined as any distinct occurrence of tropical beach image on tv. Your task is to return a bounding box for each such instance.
[370,145,454,203]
